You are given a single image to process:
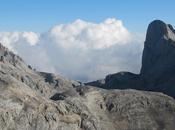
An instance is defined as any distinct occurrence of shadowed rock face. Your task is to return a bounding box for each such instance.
[141,20,175,77]
[87,20,175,98]
[1,20,175,130]
[140,20,175,97]
[105,72,141,89]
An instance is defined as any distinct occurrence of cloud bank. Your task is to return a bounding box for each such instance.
[0,18,144,81]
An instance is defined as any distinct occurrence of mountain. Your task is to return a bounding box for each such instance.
[87,20,175,98]
[0,20,175,130]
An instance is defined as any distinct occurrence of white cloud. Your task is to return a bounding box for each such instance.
[22,32,39,46]
[0,31,39,51]
[0,18,144,81]
[48,18,131,49]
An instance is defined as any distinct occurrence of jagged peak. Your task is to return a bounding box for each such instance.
[146,20,167,43]
[145,20,175,44]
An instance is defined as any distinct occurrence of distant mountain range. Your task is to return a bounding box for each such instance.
[0,20,175,130]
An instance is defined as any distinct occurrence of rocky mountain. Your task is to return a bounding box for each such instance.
[87,20,175,99]
[0,20,175,130]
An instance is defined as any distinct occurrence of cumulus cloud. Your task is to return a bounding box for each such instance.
[48,18,132,49]
[0,18,144,81]
[0,32,39,51]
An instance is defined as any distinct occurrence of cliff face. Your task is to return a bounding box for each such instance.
[141,20,175,78]
[88,20,175,98]
[1,20,175,130]
[140,20,175,95]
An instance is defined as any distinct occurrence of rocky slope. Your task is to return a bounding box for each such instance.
[0,20,175,130]
[88,20,175,98]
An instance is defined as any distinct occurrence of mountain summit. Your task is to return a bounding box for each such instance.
[141,20,175,75]
[88,20,175,98]
[1,20,175,130]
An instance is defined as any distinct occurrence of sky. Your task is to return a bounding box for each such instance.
[0,0,174,81]
[0,0,174,33]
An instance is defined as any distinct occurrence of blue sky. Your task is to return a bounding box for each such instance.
[0,0,174,33]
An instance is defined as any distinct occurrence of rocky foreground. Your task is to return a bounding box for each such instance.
[0,20,175,130]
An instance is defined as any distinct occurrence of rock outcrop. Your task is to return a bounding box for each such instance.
[87,20,175,98]
[1,20,175,130]
[140,20,175,97]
